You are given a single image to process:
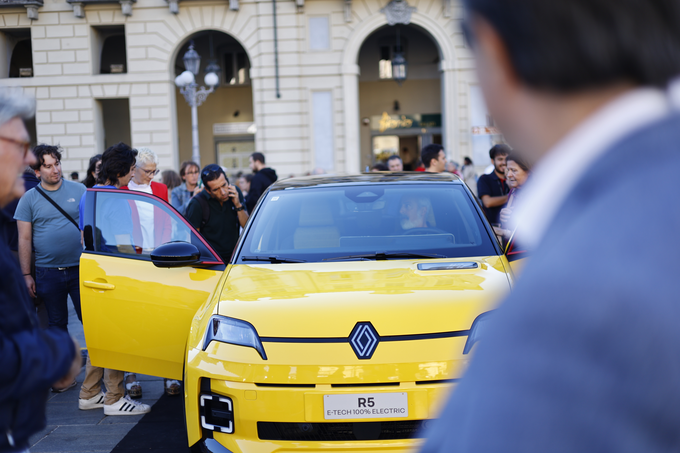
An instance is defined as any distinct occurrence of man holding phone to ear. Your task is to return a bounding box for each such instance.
[185,164,249,261]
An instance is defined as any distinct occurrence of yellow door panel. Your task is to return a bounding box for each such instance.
[81,254,222,379]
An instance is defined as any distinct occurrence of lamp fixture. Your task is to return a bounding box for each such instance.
[392,26,407,85]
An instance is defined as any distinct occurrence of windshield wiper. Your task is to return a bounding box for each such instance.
[241,256,307,263]
[323,252,445,262]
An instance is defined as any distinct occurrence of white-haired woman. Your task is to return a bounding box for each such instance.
[122,147,181,397]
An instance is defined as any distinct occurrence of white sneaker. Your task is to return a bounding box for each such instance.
[104,395,151,416]
[79,391,106,410]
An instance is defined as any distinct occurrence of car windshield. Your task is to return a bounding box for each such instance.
[237,183,496,263]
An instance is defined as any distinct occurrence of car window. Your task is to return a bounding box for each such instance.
[90,191,219,261]
[238,184,496,262]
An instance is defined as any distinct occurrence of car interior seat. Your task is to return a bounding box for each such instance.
[293,199,340,249]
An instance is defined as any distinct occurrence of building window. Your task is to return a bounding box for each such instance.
[223,51,249,85]
[92,26,127,75]
[0,29,32,78]
[96,99,132,151]
[309,16,330,50]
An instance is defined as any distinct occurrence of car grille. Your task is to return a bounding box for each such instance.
[257,420,426,441]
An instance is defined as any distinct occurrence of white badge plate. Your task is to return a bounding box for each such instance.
[323,393,408,420]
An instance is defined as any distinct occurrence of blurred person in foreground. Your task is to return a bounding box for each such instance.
[421,1,680,452]
[0,89,81,453]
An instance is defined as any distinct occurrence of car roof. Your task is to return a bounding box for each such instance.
[269,172,463,191]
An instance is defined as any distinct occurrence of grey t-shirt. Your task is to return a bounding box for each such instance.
[14,180,86,267]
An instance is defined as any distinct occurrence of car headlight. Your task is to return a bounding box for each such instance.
[462,311,493,355]
[203,315,267,360]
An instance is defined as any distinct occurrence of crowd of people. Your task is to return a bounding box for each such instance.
[372,142,531,242]
[0,96,280,449]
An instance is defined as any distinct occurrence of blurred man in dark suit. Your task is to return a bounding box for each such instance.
[421,1,680,452]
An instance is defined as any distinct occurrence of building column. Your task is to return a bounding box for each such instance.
[342,63,361,174]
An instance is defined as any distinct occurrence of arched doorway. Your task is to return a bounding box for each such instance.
[174,31,254,174]
[357,25,442,171]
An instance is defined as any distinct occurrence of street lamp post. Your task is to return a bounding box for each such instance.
[175,42,220,166]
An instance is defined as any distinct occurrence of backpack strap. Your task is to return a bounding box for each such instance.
[195,193,210,229]
[34,186,80,231]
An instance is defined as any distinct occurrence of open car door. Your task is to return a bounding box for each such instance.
[505,228,528,277]
[80,188,225,380]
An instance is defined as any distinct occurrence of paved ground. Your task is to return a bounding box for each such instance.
[28,303,169,453]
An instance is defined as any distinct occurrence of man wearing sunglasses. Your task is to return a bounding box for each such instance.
[185,164,249,261]
[421,1,680,452]
[0,90,81,453]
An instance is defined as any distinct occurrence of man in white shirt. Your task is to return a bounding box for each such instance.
[421,1,680,452]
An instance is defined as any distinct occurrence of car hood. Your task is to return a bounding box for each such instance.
[216,256,511,337]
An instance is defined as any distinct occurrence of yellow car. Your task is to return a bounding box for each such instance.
[80,173,515,453]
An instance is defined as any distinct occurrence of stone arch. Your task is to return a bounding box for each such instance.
[168,27,254,77]
[169,28,258,170]
[341,11,459,173]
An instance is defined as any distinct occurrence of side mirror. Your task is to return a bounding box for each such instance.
[151,242,200,268]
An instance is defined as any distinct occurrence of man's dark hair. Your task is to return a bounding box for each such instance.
[421,144,444,168]
[464,156,473,165]
[250,152,265,164]
[371,163,388,171]
[201,164,227,188]
[31,144,62,171]
[387,155,402,164]
[97,142,137,186]
[489,144,510,159]
[506,152,531,172]
[179,160,199,179]
[462,0,680,91]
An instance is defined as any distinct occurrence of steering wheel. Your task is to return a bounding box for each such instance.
[404,227,447,235]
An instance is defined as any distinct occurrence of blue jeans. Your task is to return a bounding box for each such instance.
[35,266,82,332]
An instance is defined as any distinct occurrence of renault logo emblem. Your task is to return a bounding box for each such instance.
[349,322,379,359]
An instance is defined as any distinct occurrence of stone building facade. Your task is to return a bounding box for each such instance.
[0,0,498,177]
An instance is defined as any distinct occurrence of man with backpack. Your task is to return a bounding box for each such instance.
[185,164,249,261]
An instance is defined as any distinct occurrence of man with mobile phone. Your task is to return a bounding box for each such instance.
[185,164,249,261]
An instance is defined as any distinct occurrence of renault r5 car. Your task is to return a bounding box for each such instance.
[79,172,515,453]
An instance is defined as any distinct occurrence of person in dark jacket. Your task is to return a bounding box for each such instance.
[420,1,680,452]
[0,89,81,453]
[245,152,277,213]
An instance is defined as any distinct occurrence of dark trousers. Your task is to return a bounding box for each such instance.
[35,266,82,332]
